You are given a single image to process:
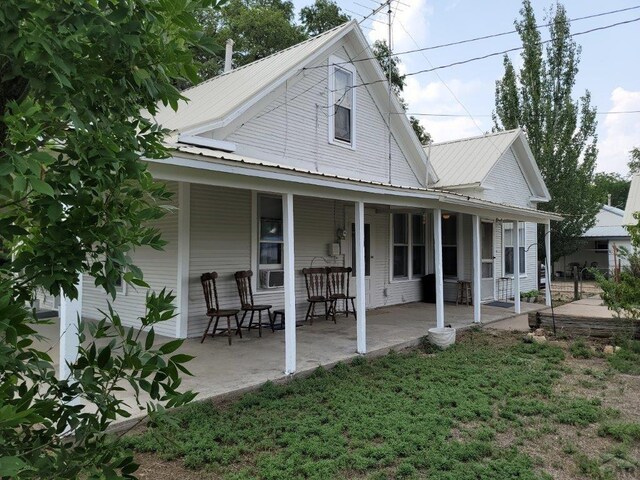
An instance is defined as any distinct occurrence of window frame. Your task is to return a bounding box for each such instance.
[390,212,426,282]
[255,193,284,292]
[503,222,527,277]
[441,213,458,278]
[328,55,357,150]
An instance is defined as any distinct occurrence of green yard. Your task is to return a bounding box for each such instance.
[127,331,640,479]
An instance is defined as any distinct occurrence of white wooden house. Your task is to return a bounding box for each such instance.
[58,21,559,374]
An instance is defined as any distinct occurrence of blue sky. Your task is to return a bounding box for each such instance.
[291,0,640,174]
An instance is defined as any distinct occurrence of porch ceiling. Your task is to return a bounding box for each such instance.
[146,147,562,224]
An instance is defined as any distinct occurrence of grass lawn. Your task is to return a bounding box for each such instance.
[125,330,640,479]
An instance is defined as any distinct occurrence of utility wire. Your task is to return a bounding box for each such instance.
[403,110,640,117]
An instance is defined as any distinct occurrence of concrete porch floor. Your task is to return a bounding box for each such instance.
[36,301,544,421]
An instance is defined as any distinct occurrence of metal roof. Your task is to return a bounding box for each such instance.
[623,174,640,225]
[428,129,522,188]
[151,21,355,133]
[582,225,628,238]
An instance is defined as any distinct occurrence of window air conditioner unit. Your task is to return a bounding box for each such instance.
[260,270,284,289]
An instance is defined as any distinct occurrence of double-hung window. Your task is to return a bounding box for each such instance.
[257,195,284,289]
[392,213,426,280]
[442,214,457,277]
[504,222,525,276]
[329,56,356,147]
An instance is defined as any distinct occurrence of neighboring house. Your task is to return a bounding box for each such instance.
[54,21,558,374]
[556,204,631,277]
[623,173,640,226]
[428,130,551,301]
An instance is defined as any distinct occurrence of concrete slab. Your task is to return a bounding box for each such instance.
[485,314,530,332]
[550,296,612,319]
[35,300,546,424]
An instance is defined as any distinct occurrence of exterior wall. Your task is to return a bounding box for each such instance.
[493,220,539,299]
[221,45,424,188]
[556,237,631,276]
[81,181,180,337]
[481,147,534,208]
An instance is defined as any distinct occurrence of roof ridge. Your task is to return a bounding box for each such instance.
[428,128,521,148]
[179,20,355,95]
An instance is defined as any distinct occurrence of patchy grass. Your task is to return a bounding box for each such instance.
[126,332,640,479]
[608,339,640,375]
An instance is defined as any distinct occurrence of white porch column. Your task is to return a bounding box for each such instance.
[283,193,297,374]
[355,200,366,354]
[433,208,445,328]
[513,220,521,314]
[59,275,82,380]
[545,220,552,307]
[472,215,482,323]
[176,182,190,339]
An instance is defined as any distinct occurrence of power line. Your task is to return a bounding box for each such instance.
[403,110,640,117]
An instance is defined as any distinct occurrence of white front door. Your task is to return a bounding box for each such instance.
[481,221,496,300]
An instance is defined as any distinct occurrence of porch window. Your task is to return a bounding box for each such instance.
[329,56,356,147]
[258,195,284,289]
[392,214,408,278]
[392,213,426,279]
[412,214,425,276]
[442,214,457,277]
[504,222,525,276]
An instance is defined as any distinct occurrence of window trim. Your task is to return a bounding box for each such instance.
[442,213,458,279]
[328,55,357,150]
[253,192,285,293]
[390,212,426,282]
[503,222,527,278]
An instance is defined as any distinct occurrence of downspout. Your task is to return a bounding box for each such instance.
[224,39,234,73]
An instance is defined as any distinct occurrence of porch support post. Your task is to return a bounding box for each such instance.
[59,275,82,380]
[513,221,521,314]
[355,200,366,354]
[283,193,297,374]
[176,182,190,339]
[545,220,552,307]
[472,215,482,323]
[433,208,445,328]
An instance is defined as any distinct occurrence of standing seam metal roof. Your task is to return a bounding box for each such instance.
[151,21,355,132]
[427,129,521,188]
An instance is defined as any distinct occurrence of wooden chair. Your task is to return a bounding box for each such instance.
[200,272,241,345]
[234,270,274,337]
[302,267,329,324]
[326,266,357,322]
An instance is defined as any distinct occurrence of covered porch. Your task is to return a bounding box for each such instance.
[46,300,544,409]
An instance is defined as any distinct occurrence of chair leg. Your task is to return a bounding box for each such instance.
[238,310,248,333]
[212,316,220,336]
[305,302,312,323]
[226,316,232,346]
[268,309,274,332]
[351,298,357,320]
[235,314,243,338]
[345,298,349,318]
[248,310,255,331]
[331,300,337,323]
[324,301,328,320]
[257,310,262,337]
[200,316,214,343]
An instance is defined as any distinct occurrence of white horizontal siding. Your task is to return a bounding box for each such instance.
[81,181,179,337]
[481,148,533,207]
[222,44,423,188]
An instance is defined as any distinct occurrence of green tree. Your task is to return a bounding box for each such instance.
[299,0,349,36]
[593,172,631,209]
[0,0,223,477]
[493,0,599,262]
[628,147,640,174]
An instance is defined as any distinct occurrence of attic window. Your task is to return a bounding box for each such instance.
[328,56,356,148]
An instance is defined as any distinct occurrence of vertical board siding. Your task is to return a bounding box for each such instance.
[81,181,179,337]
[224,45,423,188]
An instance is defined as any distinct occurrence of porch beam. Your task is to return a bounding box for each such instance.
[355,200,366,354]
[283,193,297,374]
[545,221,552,307]
[176,182,190,339]
[472,215,482,323]
[433,208,445,328]
[59,275,82,380]
[513,221,521,314]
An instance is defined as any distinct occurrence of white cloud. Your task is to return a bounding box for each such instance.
[367,0,432,53]
[597,87,640,174]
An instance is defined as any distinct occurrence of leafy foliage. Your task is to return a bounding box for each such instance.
[0,0,224,477]
[493,0,600,261]
[628,147,640,175]
[593,172,630,210]
[299,0,349,37]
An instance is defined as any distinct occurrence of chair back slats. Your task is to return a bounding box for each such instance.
[326,266,352,298]
[200,272,220,312]
[303,267,326,299]
[234,270,254,309]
